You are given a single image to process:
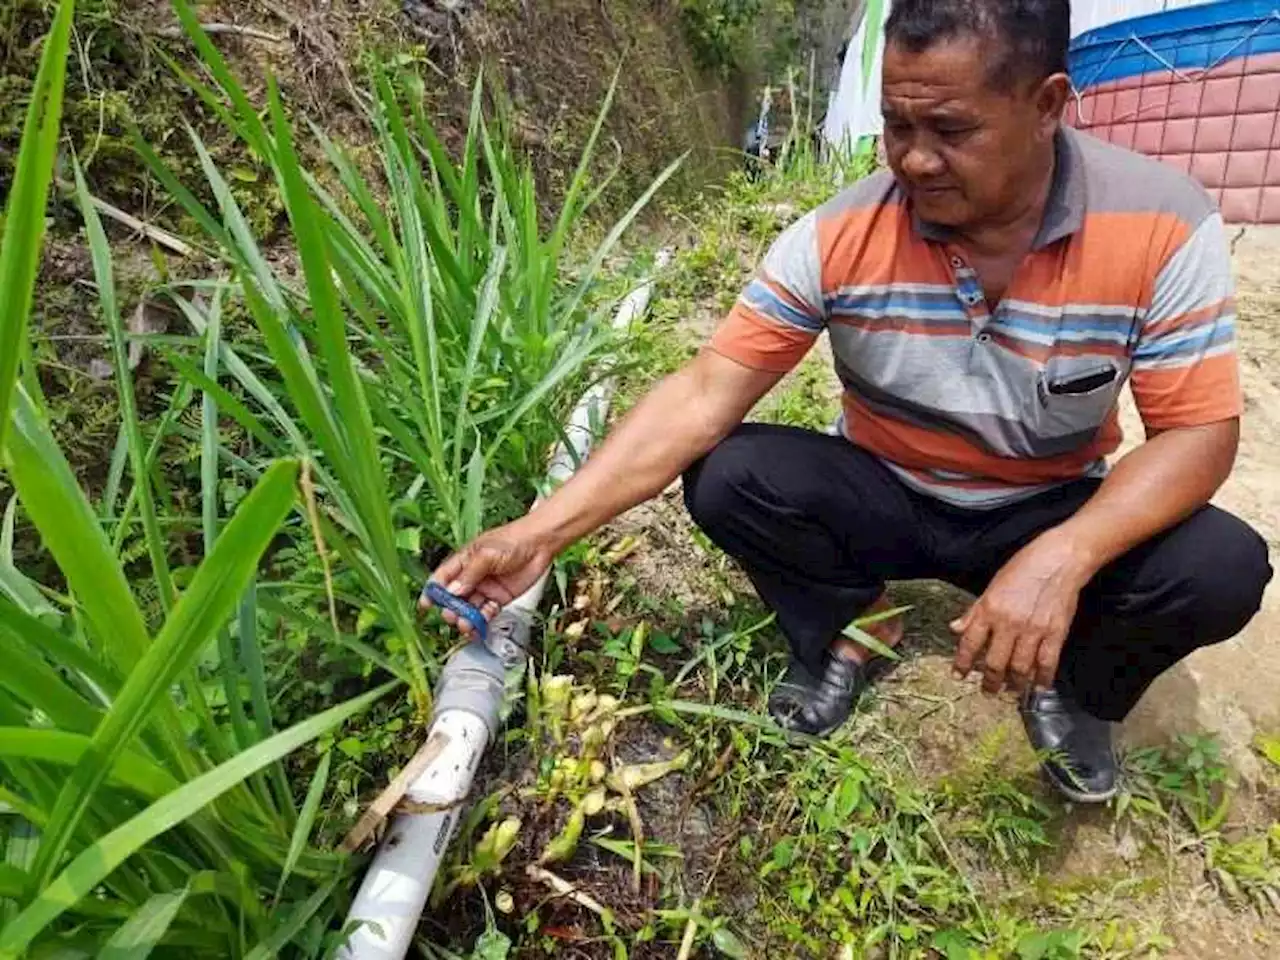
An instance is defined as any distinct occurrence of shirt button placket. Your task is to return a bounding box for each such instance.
[947,249,993,372]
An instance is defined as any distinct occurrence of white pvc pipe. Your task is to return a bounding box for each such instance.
[339,252,671,959]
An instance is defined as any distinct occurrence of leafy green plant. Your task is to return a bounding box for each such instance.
[756,354,841,432]
[938,726,1055,867]
[1255,732,1280,771]
[0,6,395,952]
[1120,733,1232,834]
[138,0,681,712]
[1205,828,1280,914]
[679,0,765,73]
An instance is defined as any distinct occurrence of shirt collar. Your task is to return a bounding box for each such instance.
[909,127,1086,250]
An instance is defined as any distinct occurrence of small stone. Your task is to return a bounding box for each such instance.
[1115,827,1141,862]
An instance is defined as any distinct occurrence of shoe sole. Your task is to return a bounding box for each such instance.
[1040,764,1118,804]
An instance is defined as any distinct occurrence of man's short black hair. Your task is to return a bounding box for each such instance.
[884,0,1071,90]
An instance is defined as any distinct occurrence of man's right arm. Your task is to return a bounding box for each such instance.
[428,208,829,630]
[425,349,784,629]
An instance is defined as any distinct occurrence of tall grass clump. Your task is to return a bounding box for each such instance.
[139,0,682,711]
[758,60,878,208]
[0,3,396,954]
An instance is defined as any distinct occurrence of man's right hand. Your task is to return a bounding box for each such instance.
[420,519,554,635]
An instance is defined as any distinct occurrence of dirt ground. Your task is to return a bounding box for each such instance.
[1121,226,1280,787]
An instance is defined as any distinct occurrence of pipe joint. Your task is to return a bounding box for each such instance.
[431,640,507,740]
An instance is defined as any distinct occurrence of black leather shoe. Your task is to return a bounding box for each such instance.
[1020,687,1118,803]
[768,653,882,737]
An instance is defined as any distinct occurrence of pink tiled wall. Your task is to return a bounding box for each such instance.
[1067,51,1280,223]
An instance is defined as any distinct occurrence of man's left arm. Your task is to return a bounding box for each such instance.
[953,212,1242,693]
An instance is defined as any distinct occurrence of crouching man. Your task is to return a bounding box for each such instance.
[426,0,1271,802]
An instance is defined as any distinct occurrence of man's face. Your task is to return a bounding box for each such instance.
[881,36,1066,228]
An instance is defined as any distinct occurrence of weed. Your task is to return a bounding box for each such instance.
[938,726,1056,868]
[755,351,841,431]
[679,0,767,74]
[1120,733,1232,834]
[1205,828,1280,914]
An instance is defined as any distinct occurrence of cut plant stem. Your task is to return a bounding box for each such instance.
[526,865,613,922]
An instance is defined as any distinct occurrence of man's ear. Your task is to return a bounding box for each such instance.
[1036,72,1072,133]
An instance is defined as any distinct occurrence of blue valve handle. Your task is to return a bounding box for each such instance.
[421,581,488,641]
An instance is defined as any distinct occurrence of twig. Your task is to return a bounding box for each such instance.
[525,865,613,919]
[299,460,339,637]
[57,180,194,257]
[688,742,735,801]
[339,730,452,852]
[675,899,701,960]
[611,755,644,894]
[154,22,285,43]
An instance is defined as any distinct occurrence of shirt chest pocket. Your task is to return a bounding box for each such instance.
[1025,356,1127,449]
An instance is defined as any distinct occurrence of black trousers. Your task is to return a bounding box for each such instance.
[683,424,1272,722]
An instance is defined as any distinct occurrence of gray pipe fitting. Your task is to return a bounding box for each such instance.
[431,640,507,742]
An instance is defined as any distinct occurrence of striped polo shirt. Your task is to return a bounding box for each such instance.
[709,127,1242,508]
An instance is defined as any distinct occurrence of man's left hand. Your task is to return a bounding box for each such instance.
[951,528,1097,694]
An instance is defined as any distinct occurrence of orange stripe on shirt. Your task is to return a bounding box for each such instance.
[1130,351,1243,429]
[1011,211,1191,307]
[708,303,816,373]
[818,203,951,289]
[841,392,1121,485]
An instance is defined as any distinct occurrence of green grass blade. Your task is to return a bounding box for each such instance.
[130,132,228,248]
[265,81,396,561]
[96,889,189,960]
[0,865,26,901]
[559,154,686,323]
[0,0,74,452]
[550,66,619,255]
[217,620,258,754]
[105,376,196,553]
[28,460,300,892]
[272,749,330,905]
[170,0,272,157]
[0,635,101,735]
[73,157,176,614]
[102,423,129,521]
[4,387,152,675]
[0,728,178,800]
[0,787,48,828]
[247,872,343,960]
[461,442,487,545]
[0,498,58,620]
[0,681,396,954]
[451,247,505,481]
[199,287,224,552]
[185,126,289,312]
[841,622,903,662]
[0,601,118,700]
[239,580,297,821]
[484,330,610,456]
[161,351,285,454]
